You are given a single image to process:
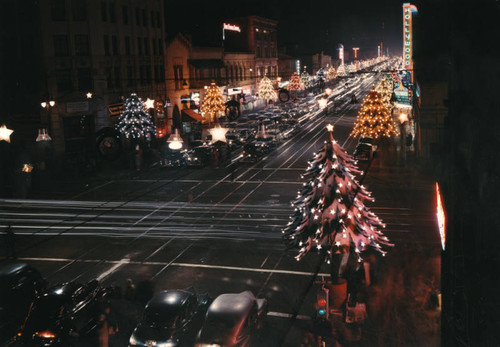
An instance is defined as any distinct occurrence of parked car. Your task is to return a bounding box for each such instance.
[0,262,48,342]
[17,280,110,346]
[186,146,213,167]
[241,142,267,163]
[196,291,267,347]
[164,149,187,168]
[353,143,373,161]
[359,137,377,152]
[129,288,212,347]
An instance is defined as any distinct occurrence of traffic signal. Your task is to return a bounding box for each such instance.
[316,286,329,319]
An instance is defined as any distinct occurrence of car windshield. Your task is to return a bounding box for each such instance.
[143,306,183,327]
[31,296,68,320]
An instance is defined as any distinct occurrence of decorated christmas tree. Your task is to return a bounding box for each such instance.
[300,70,313,89]
[327,66,337,80]
[200,82,225,123]
[347,64,356,73]
[376,77,393,109]
[288,72,303,92]
[316,68,326,81]
[337,64,348,77]
[350,90,399,139]
[283,124,392,277]
[116,93,156,139]
[258,76,277,104]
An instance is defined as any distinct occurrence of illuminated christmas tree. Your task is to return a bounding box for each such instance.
[301,70,313,89]
[288,72,303,92]
[283,125,392,277]
[117,93,156,139]
[347,64,356,73]
[327,66,337,80]
[376,77,393,108]
[316,68,326,81]
[337,64,348,77]
[200,82,225,123]
[258,76,277,104]
[350,90,399,139]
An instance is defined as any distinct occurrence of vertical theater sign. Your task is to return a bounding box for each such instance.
[403,3,418,81]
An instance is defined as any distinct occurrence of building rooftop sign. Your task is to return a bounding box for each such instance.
[223,23,241,32]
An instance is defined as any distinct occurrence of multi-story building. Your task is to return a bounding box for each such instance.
[224,16,279,81]
[2,0,167,164]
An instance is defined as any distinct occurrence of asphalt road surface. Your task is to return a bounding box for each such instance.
[1,72,441,346]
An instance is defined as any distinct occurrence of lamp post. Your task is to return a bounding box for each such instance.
[40,100,55,141]
[398,112,408,164]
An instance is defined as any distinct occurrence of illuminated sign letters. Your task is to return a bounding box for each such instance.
[338,44,344,65]
[223,23,241,32]
[402,3,417,72]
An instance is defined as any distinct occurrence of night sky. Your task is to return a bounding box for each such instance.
[165,0,406,58]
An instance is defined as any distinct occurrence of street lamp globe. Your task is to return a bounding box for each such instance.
[49,101,55,107]
[41,102,47,108]
[167,129,183,150]
[399,113,408,123]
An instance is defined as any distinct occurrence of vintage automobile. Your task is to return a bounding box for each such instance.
[353,143,373,161]
[129,288,212,347]
[163,149,188,168]
[185,146,213,168]
[17,280,110,346]
[0,262,47,342]
[196,291,267,347]
[241,142,266,163]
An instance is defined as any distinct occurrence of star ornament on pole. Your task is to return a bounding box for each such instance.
[326,124,334,132]
[144,98,155,109]
[0,124,14,143]
[209,126,228,143]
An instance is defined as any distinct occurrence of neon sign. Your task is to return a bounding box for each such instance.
[402,3,418,73]
[436,182,446,251]
[223,23,241,32]
[338,44,344,65]
[352,47,359,59]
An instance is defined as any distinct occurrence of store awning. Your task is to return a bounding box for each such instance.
[188,59,225,69]
[182,109,204,123]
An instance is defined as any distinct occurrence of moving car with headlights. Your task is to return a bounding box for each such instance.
[129,288,212,347]
[17,280,109,346]
[0,262,47,342]
[196,291,267,347]
[163,149,188,168]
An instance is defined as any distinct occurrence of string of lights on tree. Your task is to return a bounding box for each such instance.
[327,66,337,80]
[337,64,348,77]
[348,64,357,74]
[376,77,394,108]
[288,72,303,91]
[257,76,277,104]
[350,89,399,139]
[282,125,393,266]
[200,82,225,123]
[300,69,313,89]
[116,93,156,139]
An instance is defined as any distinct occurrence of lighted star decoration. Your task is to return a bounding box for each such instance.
[326,124,334,132]
[209,126,228,143]
[86,92,92,99]
[0,125,14,143]
[144,98,155,109]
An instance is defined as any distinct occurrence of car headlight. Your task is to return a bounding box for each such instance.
[157,342,176,347]
[129,334,140,346]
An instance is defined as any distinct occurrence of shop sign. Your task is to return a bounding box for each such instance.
[223,23,241,32]
[228,87,242,96]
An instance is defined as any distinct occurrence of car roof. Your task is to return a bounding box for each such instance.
[207,291,255,320]
[147,289,193,310]
[46,282,83,298]
[0,262,31,276]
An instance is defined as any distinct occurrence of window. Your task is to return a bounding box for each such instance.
[103,35,110,56]
[150,11,155,27]
[56,69,72,91]
[142,9,147,26]
[159,65,165,82]
[109,3,116,23]
[126,66,134,87]
[156,12,160,28]
[137,38,142,55]
[114,67,120,88]
[72,0,87,21]
[53,35,69,56]
[106,68,113,88]
[265,46,270,58]
[174,65,183,89]
[152,39,157,55]
[158,39,163,55]
[122,5,128,24]
[101,1,107,21]
[74,35,89,56]
[50,0,66,21]
[146,66,151,84]
[154,65,159,83]
[125,36,131,55]
[143,38,149,56]
[140,65,146,85]
[77,68,91,91]
[112,36,118,55]
[135,8,140,26]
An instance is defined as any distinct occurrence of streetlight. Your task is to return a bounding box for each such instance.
[167,129,183,150]
[40,100,56,141]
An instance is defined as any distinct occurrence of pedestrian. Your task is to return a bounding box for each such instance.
[3,225,16,259]
[97,310,109,347]
[134,144,143,171]
[124,278,136,300]
[135,274,154,306]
